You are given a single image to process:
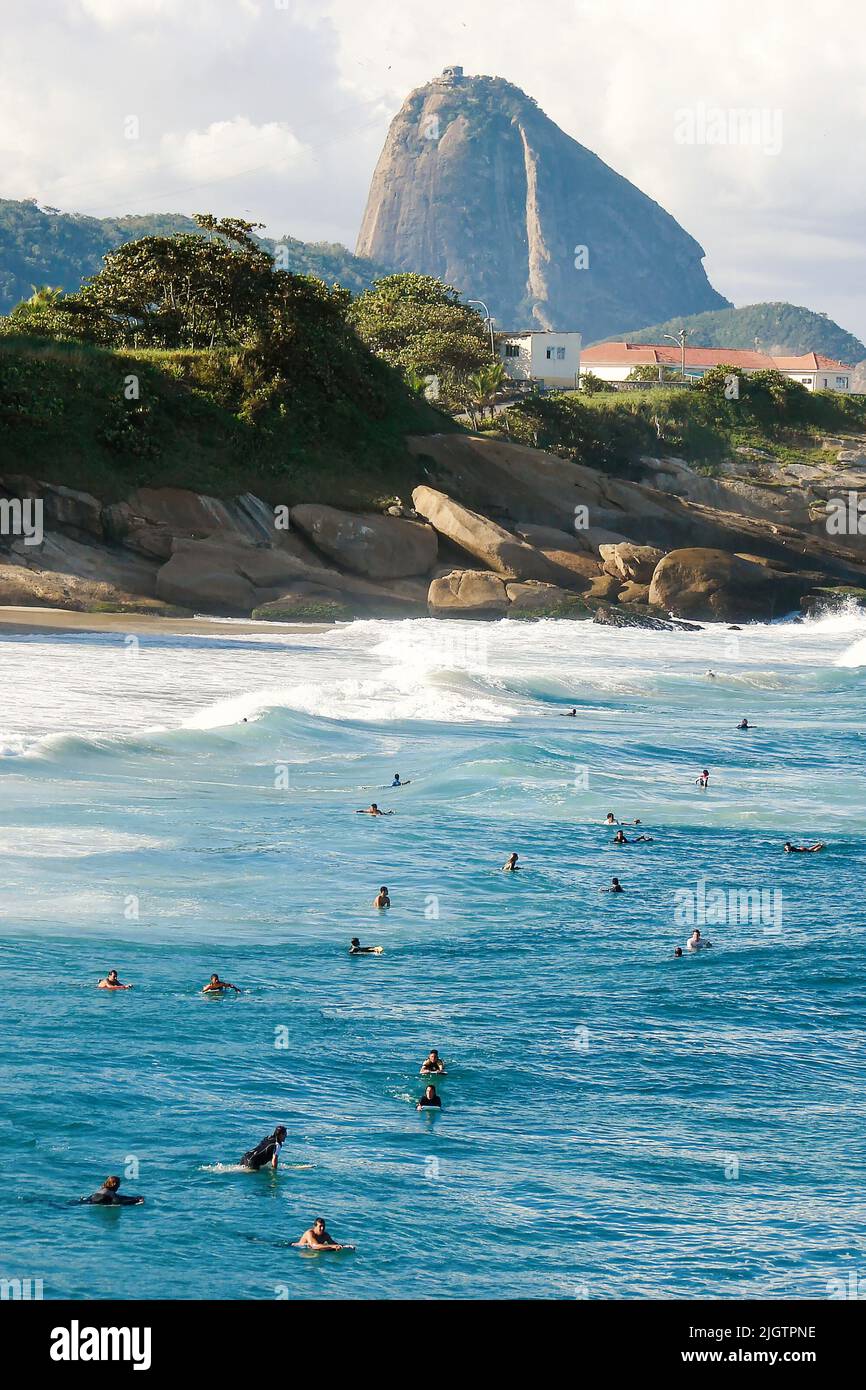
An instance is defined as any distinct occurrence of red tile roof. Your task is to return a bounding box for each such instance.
[581,342,852,372]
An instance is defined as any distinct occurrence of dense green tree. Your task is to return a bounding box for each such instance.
[347,273,490,405]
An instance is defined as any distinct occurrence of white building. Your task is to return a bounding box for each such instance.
[496,330,582,390]
[580,342,853,393]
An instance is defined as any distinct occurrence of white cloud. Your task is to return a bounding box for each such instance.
[1,0,865,342]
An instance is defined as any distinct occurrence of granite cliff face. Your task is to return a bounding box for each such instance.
[356,69,729,341]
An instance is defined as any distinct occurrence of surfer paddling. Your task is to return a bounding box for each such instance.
[783,840,826,853]
[80,1175,143,1206]
[349,937,383,955]
[356,803,393,816]
[97,970,132,991]
[203,973,239,994]
[294,1217,353,1251]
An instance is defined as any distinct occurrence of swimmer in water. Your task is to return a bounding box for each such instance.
[349,937,383,955]
[687,929,712,951]
[391,774,410,787]
[240,1125,288,1171]
[80,1175,143,1206]
[503,852,520,872]
[783,840,826,853]
[294,1217,353,1251]
[356,803,393,816]
[613,829,654,844]
[737,718,751,730]
[97,970,132,991]
[605,813,641,825]
[600,877,624,893]
[417,1084,442,1111]
[203,973,239,994]
[420,1049,445,1074]
[696,769,710,789]
[674,947,683,958]
[373,886,391,909]
[705,670,716,679]
[560,707,578,717]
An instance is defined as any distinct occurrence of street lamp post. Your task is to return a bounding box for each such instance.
[661,329,688,379]
[467,299,496,359]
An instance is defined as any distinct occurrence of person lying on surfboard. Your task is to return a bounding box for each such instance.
[356,803,393,816]
[203,973,239,994]
[783,840,826,853]
[294,1217,353,1251]
[420,1049,445,1074]
[97,970,132,991]
[390,773,410,787]
[349,938,383,955]
[80,1175,143,1206]
[613,829,654,844]
[417,1084,442,1111]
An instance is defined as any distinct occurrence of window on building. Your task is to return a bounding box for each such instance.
[837,376,847,386]
[504,343,520,358]
[546,347,554,360]
[803,378,812,385]
[556,347,566,360]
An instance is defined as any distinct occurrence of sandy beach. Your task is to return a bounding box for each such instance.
[0,606,330,639]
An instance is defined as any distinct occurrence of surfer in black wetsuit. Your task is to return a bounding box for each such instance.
[738,718,751,730]
[601,877,624,893]
[613,830,653,844]
[783,840,826,853]
[560,708,578,717]
[241,1125,287,1171]
[349,937,382,954]
[81,1175,143,1206]
[417,1084,442,1110]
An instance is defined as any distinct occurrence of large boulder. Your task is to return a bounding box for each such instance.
[156,549,259,614]
[648,547,809,621]
[427,569,509,617]
[290,503,437,578]
[505,580,571,612]
[600,542,666,584]
[1,475,104,539]
[413,486,556,581]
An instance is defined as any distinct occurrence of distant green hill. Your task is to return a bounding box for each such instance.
[0,199,390,311]
[615,303,866,365]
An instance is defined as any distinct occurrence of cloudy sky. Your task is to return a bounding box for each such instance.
[3,0,865,339]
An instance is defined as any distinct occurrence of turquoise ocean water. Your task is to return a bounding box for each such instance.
[1,610,865,1300]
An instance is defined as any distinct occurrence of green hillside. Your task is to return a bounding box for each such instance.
[616,303,866,365]
[0,199,389,312]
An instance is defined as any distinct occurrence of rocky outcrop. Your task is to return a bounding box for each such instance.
[412,485,556,581]
[428,569,509,617]
[600,542,666,584]
[648,548,810,622]
[357,70,727,340]
[154,536,428,617]
[505,580,571,612]
[290,503,437,578]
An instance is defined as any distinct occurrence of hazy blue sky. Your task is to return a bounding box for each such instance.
[3,0,864,341]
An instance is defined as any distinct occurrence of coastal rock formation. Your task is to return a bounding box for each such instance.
[290,503,437,579]
[504,580,570,612]
[412,485,555,581]
[600,543,666,584]
[357,70,728,340]
[427,569,509,617]
[648,548,810,621]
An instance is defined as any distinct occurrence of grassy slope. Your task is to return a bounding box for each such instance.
[0,336,451,507]
[500,383,866,477]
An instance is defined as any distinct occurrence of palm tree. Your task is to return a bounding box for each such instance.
[465,360,507,423]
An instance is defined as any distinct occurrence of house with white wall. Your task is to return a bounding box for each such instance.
[579,342,853,392]
[496,331,582,389]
